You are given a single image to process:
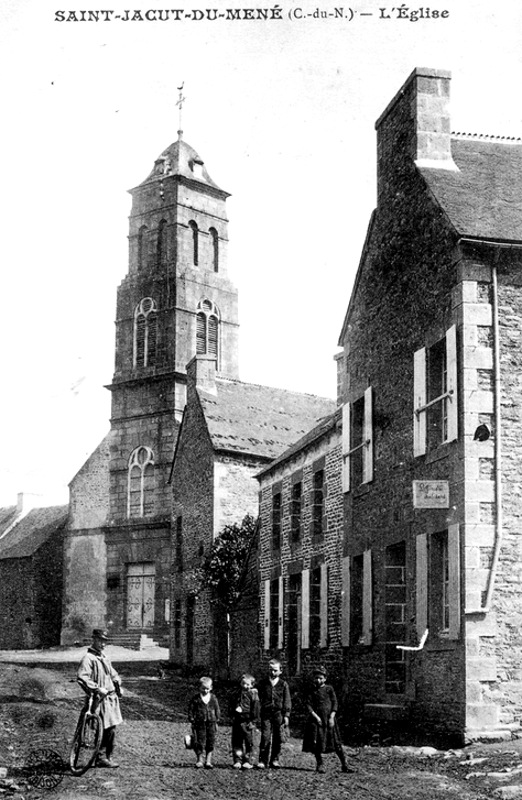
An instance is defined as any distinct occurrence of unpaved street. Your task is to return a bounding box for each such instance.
[0,659,517,799]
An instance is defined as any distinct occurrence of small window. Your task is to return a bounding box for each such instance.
[134,298,157,368]
[290,481,302,543]
[209,227,219,272]
[138,225,148,270]
[196,299,220,363]
[175,516,183,570]
[272,491,282,550]
[188,220,198,265]
[128,446,155,518]
[269,578,280,650]
[342,387,373,492]
[312,470,325,537]
[413,326,458,456]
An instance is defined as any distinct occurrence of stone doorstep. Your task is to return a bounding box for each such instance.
[466,728,515,744]
[363,703,409,721]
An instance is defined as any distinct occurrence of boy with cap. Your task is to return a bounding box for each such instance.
[77,629,123,768]
[302,666,353,774]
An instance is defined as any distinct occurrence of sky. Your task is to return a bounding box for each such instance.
[1,0,522,505]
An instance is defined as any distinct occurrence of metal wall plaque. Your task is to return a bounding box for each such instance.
[413,480,449,509]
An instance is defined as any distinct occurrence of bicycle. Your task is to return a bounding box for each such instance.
[69,690,115,775]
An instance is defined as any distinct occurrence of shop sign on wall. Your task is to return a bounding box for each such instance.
[413,480,449,509]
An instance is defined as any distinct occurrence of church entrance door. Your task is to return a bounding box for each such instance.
[127,562,155,629]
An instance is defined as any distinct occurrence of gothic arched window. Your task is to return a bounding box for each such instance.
[196,299,220,361]
[138,225,148,271]
[134,298,157,368]
[128,446,155,518]
[157,219,167,267]
[209,227,219,272]
[188,220,198,266]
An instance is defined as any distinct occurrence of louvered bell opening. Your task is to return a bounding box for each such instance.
[208,316,218,357]
[196,313,206,354]
[147,313,157,366]
[136,316,146,366]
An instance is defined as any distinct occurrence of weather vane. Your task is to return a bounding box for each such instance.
[176,82,185,140]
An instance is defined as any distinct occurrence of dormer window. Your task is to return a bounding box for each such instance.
[191,158,204,179]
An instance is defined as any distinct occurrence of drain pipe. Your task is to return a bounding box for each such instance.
[481,262,503,612]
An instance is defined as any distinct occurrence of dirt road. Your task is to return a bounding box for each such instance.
[0,660,517,799]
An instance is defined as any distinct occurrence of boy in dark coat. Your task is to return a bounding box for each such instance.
[256,659,291,769]
[188,676,221,768]
[228,673,260,769]
[302,666,353,773]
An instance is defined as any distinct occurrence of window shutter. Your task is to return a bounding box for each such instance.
[264,579,270,650]
[208,316,218,357]
[146,313,157,367]
[301,568,310,649]
[416,534,428,638]
[135,315,146,367]
[342,402,350,493]
[196,313,206,354]
[319,563,328,648]
[341,556,350,646]
[363,386,373,483]
[362,549,373,645]
[413,347,427,456]
[278,575,284,650]
[448,524,461,640]
[446,325,458,442]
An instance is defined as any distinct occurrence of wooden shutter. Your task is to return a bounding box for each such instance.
[301,568,310,649]
[416,534,428,638]
[196,313,206,354]
[362,549,373,645]
[363,386,373,483]
[448,524,460,639]
[342,402,350,493]
[413,347,427,456]
[341,556,350,646]
[146,312,157,367]
[208,316,218,357]
[319,563,328,648]
[278,575,284,650]
[263,579,270,650]
[446,325,458,442]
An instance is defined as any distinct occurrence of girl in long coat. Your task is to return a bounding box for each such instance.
[302,666,353,773]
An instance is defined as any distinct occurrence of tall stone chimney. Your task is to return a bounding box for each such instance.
[375,68,457,203]
[186,354,218,397]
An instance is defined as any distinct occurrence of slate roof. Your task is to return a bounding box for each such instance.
[257,406,341,478]
[198,378,336,461]
[138,137,227,195]
[420,136,522,241]
[0,506,68,560]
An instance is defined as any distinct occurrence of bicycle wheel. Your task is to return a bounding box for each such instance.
[69,711,102,775]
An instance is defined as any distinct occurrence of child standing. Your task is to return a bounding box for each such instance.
[228,674,260,769]
[302,666,353,774]
[256,659,291,769]
[188,676,221,769]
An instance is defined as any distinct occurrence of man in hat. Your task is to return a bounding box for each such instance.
[77,629,123,768]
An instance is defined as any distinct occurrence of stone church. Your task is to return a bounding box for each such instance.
[61,131,240,646]
[61,129,334,654]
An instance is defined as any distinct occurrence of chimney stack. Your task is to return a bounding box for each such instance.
[375,68,457,202]
[186,354,218,397]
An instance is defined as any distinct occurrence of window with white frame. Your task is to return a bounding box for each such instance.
[416,525,460,640]
[127,446,155,517]
[342,387,373,492]
[196,299,219,362]
[263,575,283,651]
[413,325,458,456]
[134,298,157,368]
[340,550,373,646]
[301,564,328,650]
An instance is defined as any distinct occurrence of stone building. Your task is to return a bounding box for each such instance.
[0,495,67,649]
[338,67,522,743]
[256,408,343,679]
[62,132,239,646]
[170,353,335,674]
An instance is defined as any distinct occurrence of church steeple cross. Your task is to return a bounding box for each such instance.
[177,83,185,141]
